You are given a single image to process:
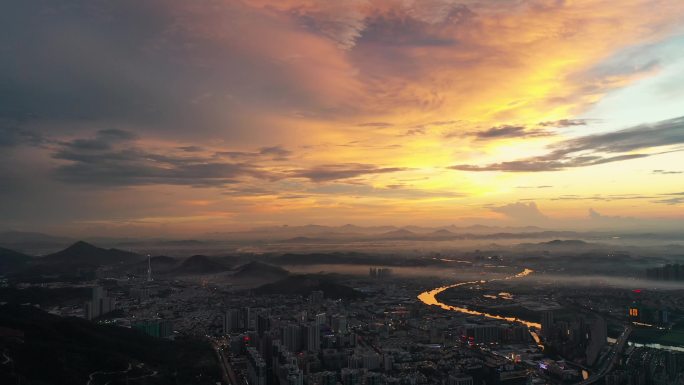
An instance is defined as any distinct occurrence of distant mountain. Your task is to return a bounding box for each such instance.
[517,239,592,248]
[542,239,589,246]
[41,241,142,266]
[159,239,205,246]
[233,261,289,280]
[271,252,442,267]
[255,274,364,300]
[379,229,417,239]
[0,247,32,274]
[428,229,458,239]
[172,255,232,275]
[281,236,326,243]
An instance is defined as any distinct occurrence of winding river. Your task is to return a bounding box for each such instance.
[417,268,542,329]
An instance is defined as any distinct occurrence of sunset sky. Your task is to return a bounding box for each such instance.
[2,0,683,236]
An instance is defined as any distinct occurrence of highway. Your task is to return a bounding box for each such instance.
[572,325,633,385]
[212,339,240,385]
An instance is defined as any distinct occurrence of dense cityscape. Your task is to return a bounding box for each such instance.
[2,230,684,384]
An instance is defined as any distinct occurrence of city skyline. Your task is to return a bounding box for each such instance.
[2,1,684,237]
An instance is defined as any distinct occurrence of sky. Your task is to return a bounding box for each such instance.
[1,0,683,237]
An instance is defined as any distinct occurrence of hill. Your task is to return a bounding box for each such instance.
[9,242,143,282]
[516,239,597,252]
[233,261,289,281]
[428,229,458,239]
[0,247,32,274]
[378,229,417,239]
[281,236,327,243]
[42,241,142,265]
[271,252,441,267]
[0,304,220,385]
[255,274,364,300]
[542,239,589,246]
[172,255,232,275]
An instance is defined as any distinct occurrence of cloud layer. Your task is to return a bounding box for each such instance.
[2,0,684,234]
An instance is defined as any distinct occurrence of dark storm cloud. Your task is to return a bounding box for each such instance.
[653,197,684,205]
[357,6,473,48]
[652,169,683,174]
[450,115,684,172]
[215,146,292,161]
[402,127,426,136]
[51,130,274,187]
[0,120,46,148]
[54,150,260,187]
[64,129,138,151]
[555,116,684,154]
[291,163,409,182]
[177,146,204,153]
[470,125,551,140]
[258,146,292,160]
[654,192,684,205]
[539,119,592,127]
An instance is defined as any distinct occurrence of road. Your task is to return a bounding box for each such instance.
[212,340,239,385]
[86,363,132,385]
[573,325,633,385]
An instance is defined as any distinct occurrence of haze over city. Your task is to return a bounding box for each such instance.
[1,2,684,385]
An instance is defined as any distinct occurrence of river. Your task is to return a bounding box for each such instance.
[417,268,541,328]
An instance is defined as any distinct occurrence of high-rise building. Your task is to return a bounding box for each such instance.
[585,317,607,366]
[84,286,115,320]
[224,309,241,333]
[541,310,554,339]
[146,254,153,282]
[341,368,361,385]
[257,313,272,337]
[282,324,302,353]
[132,319,174,338]
[448,374,474,385]
[315,313,327,329]
[304,322,320,352]
[246,347,268,385]
[331,315,347,334]
[309,290,324,305]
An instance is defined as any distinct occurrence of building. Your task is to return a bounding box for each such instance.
[132,319,174,338]
[541,310,554,339]
[331,315,347,334]
[224,309,241,333]
[309,290,324,305]
[369,267,393,279]
[304,322,320,352]
[341,368,361,385]
[282,324,302,353]
[246,347,268,385]
[448,373,474,385]
[84,286,115,320]
[585,316,607,366]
